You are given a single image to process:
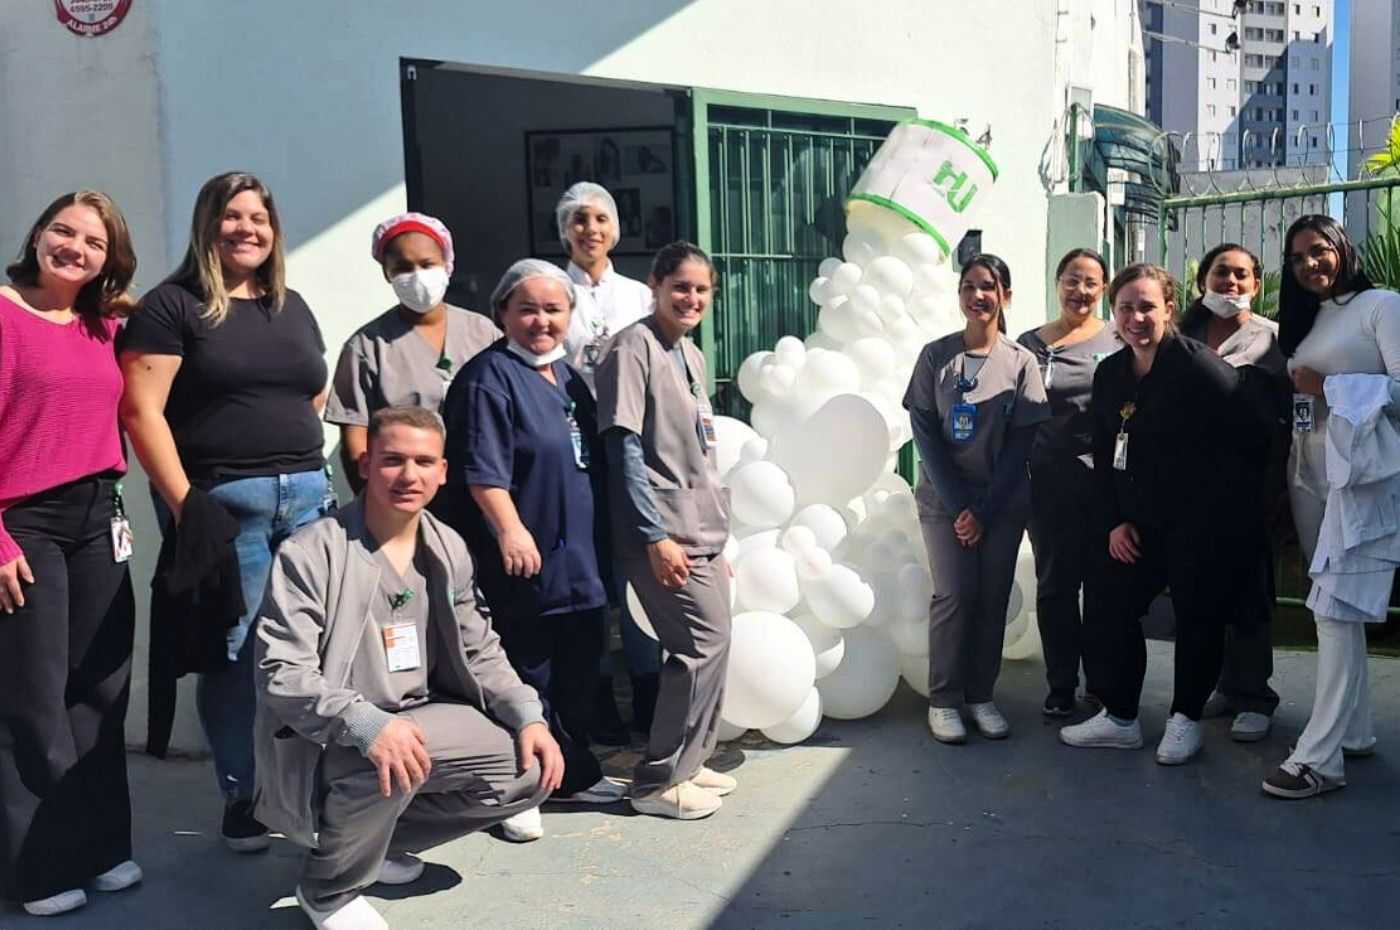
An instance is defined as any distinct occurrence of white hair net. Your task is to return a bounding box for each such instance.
[555,182,620,251]
[489,259,577,312]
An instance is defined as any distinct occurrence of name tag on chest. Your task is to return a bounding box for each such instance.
[383,622,422,673]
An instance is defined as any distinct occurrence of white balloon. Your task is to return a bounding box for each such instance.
[737,351,775,404]
[818,297,863,344]
[761,687,823,744]
[768,395,890,508]
[804,330,842,352]
[848,284,881,316]
[876,294,908,327]
[800,562,875,629]
[717,718,748,741]
[712,415,759,480]
[758,361,798,400]
[722,534,740,564]
[844,338,898,389]
[734,547,801,614]
[780,525,819,555]
[790,612,845,679]
[865,256,914,300]
[898,651,930,698]
[1003,612,1043,661]
[889,613,929,657]
[842,232,882,268]
[723,611,816,730]
[817,257,843,278]
[1015,549,1039,614]
[807,277,830,305]
[790,504,848,551]
[817,627,900,719]
[798,349,862,396]
[775,335,806,368]
[1005,580,1024,625]
[749,400,789,439]
[828,262,863,296]
[895,562,933,620]
[625,583,657,640]
[738,436,769,465]
[737,528,781,556]
[1004,609,1030,647]
[728,461,796,529]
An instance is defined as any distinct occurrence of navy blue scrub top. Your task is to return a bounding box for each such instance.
[445,339,607,618]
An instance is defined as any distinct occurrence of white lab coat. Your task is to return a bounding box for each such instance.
[1306,373,1400,623]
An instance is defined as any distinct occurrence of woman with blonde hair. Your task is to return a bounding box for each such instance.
[120,172,331,853]
[1,191,142,915]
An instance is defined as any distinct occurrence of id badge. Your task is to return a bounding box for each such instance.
[1293,393,1315,433]
[1113,431,1129,471]
[110,517,134,563]
[951,403,977,443]
[568,415,589,469]
[383,622,422,672]
[700,412,718,449]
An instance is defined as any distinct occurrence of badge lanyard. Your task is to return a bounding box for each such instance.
[1292,393,1315,433]
[678,349,717,452]
[1113,401,1135,471]
[110,481,134,564]
[564,397,589,469]
[950,357,979,443]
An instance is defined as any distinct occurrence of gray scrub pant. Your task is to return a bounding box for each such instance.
[622,552,731,798]
[302,701,546,912]
[919,488,1029,708]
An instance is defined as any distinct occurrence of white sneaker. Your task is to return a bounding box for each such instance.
[1156,713,1203,765]
[630,781,723,820]
[552,776,628,804]
[23,888,87,916]
[92,859,143,892]
[375,853,424,885]
[1230,711,1271,743]
[1200,690,1230,718]
[927,707,967,744]
[689,766,737,796]
[295,886,388,930]
[1059,708,1143,749]
[499,806,544,842]
[966,702,1010,740]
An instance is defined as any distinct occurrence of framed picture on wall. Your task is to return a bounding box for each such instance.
[525,126,675,257]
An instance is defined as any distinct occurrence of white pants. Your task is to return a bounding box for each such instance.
[1284,617,1375,780]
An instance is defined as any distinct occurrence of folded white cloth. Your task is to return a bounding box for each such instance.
[1308,374,1400,623]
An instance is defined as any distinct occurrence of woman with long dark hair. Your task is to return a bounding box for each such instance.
[904,254,1050,744]
[1180,243,1288,743]
[1,191,141,915]
[1264,215,1400,799]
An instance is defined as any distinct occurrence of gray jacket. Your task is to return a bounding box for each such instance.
[251,499,543,846]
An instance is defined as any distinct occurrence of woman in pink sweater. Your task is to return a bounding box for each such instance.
[0,191,141,917]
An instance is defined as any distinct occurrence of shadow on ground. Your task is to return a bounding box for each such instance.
[3,647,1396,930]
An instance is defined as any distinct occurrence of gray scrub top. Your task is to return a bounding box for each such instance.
[595,316,729,557]
[325,304,500,425]
[1016,324,1123,468]
[903,332,1050,508]
[347,548,432,711]
[1182,312,1285,374]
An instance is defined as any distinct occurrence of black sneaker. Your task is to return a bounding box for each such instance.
[222,799,271,853]
[1261,764,1345,800]
[1042,691,1075,717]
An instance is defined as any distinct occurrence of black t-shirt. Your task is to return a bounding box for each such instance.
[121,281,328,481]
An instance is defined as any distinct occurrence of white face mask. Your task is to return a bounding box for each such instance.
[506,340,568,367]
[391,266,449,314]
[1202,290,1252,318]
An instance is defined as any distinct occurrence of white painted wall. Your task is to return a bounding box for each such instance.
[4,0,1137,752]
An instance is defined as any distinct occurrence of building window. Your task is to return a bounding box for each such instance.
[1229,106,1238,116]
[1312,110,1319,120]
[1311,137,1318,148]
[1227,78,1238,91]
[1246,27,1263,41]
[1208,104,1218,116]
[1267,29,1286,42]
[1210,23,1218,35]
[1292,82,1300,93]
[1309,83,1317,94]
[1208,77,1216,90]
[1313,4,1321,14]
[1293,2,1300,11]
[1292,109,1300,120]
[1312,58,1320,70]
[1313,32,1321,43]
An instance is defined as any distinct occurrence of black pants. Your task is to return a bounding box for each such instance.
[0,475,134,901]
[495,607,605,796]
[1028,462,1096,698]
[1216,547,1281,716]
[1082,521,1229,722]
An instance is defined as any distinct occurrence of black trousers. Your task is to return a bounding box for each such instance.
[1082,521,1229,722]
[1214,547,1281,716]
[1027,462,1096,698]
[495,607,605,796]
[0,475,134,901]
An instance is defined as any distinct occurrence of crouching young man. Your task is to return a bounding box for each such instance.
[253,407,564,930]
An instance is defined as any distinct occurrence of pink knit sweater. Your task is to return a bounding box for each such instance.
[0,293,127,564]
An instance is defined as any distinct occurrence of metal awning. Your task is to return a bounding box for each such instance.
[1078,104,1179,220]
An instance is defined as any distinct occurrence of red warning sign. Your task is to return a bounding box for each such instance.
[54,0,133,38]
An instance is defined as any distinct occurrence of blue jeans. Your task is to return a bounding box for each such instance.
[156,470,332,801]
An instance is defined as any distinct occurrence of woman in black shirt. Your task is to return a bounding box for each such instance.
[119,172,330,852]
[1058,263,1268,766]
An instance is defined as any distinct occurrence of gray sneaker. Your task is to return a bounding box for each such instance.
[927,707,967,744]
[1230,711,1271,742]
